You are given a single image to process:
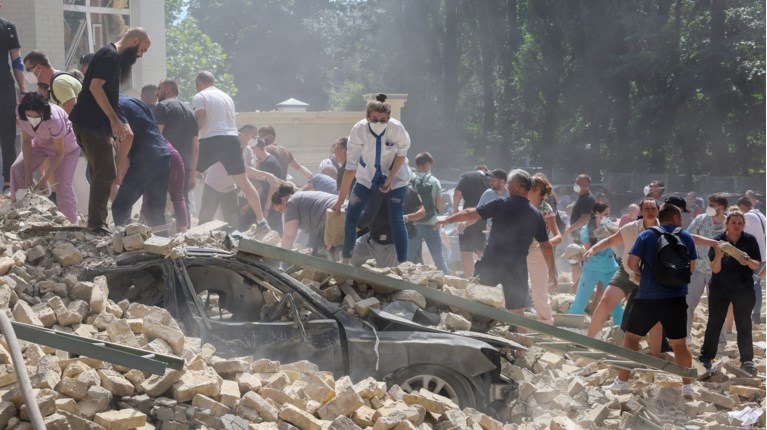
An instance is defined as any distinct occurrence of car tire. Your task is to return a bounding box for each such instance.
[387,364,478,408]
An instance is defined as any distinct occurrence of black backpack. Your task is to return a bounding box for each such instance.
[648,226,691,288]
[49,72,82,105]
[411,174,437,219]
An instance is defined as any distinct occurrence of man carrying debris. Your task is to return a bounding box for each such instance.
[111,95,170,227]
[608,203,697,398]
[435,169,557,316]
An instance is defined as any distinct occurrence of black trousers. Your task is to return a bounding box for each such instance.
[700,282,756,363]
[0,84,17,185]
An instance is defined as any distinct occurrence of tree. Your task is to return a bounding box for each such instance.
[165,16,237,102]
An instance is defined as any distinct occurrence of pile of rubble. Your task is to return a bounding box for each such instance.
[0,194,763,429]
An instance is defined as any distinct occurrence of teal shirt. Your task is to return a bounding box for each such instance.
[581,225,618,272]
[412,171,441,225]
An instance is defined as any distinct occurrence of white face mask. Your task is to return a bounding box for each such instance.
[601,216,611,226]
[369,121,387,136]
[643,185,651,196]
[27,116,42,128]
[705,206,717,217]
[24,69,38,86]
[248,138,258,147]
[573,183,581,194]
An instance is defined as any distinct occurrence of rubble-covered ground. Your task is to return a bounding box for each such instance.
[0,194,763,430]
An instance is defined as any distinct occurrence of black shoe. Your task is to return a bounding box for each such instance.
[660,337,673,353]
[86,225,112,236]
[700,358,712,370]
[741,361,757,376]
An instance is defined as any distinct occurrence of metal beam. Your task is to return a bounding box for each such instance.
[237,239,697,379]
[12,322,184,375]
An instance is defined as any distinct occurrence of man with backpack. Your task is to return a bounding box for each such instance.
[407,152,449,274]
[23,51,82,114]
[607,203,697,399]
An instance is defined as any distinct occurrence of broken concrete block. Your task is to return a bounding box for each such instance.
[52,242,83,266]
[699,389,737,409]
[219,379,240,409]
[329,416,363,430]
[0,257,15,276]
[237,373,262,393]
[26,245,47,263]
[106,319,141,348]
[142,317,184,354]
[140,369,184,398]
[98,369,135,397]
[354,297,380,317]
[304,373,334,404]
[90,276,109,314]
[279,403,323,430]
[192,393,231,416]
[0,401,14,429]
[212,358,249,375]
[143,236,174,255]
[12,300,44,326]
[439,312,472,331]
[465,284,505,308]
[241,391,278,422]
[78,385,113,419]
[94,408,147,430]
[392,290,426,309]
[317,387,364,420]
[122,233,145,251]
[171,367,222,402]
[402,389,458,415]
[125,223,150,238]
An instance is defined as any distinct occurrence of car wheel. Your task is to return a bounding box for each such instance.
[387,364,477,408]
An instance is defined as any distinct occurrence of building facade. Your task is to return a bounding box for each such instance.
[4,0,166,93]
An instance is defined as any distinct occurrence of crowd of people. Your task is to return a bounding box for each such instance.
[2,21,765,400]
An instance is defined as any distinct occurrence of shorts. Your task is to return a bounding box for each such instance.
[197,135,246,175]
[623,296,688,340]
[610,265,638,297]
[459,224,486,252]
[476,260,528,310]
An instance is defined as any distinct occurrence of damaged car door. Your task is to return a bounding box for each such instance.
[175,257,345,374]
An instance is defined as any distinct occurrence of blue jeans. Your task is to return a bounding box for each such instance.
[112,155,170,227]
[408,224,449,274]
[569,267,623,325]
[342,183,408,262]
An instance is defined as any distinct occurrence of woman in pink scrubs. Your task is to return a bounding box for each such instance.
[12,92,80,223]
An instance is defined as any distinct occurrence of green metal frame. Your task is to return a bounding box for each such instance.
[237,239,697,379]
[11,322,184,375]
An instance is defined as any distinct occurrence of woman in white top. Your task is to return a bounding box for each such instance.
[332,94,411,263]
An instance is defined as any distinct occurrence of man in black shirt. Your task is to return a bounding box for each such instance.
[69,27,151,233]
[0,12,26,188]
[453,166,490,277]
[352,188,424,268]
[436,170,557,314]
[155,78,198,226]
[563,173,596,286]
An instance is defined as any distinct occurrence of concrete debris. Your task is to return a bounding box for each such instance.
[0,195,762,429]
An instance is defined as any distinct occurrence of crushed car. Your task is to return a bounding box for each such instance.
[80,247,521,412]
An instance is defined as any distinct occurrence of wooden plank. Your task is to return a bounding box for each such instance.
[237,239,697,379]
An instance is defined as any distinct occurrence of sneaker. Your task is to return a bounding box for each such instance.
[606,379,630,393]
[741,361,758,376]
[700,358,712,370]
[86,225,112,236]
[681,384,695,399]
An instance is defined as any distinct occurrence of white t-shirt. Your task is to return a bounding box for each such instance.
[204,162,236,193]
[346,117,411,190]
[744,209,766,262]
[618,218,658,273]
[191,86,238,139]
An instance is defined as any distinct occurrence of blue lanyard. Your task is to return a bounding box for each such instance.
[368,124,386,187]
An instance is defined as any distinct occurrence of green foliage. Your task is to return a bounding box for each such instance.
[165,17,237,103]
[182,0,764,180]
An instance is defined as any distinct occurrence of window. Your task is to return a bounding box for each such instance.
[62,0,131,72]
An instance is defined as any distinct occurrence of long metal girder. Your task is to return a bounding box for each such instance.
[237,239,697,379]
[12,322,184,375]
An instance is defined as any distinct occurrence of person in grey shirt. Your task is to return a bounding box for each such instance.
[272,184,337,255]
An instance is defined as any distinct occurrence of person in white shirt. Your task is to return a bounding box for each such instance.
[737,196,766,323]
[191,71,268,232]
[332,94,411,264]
[198,162,238,226]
